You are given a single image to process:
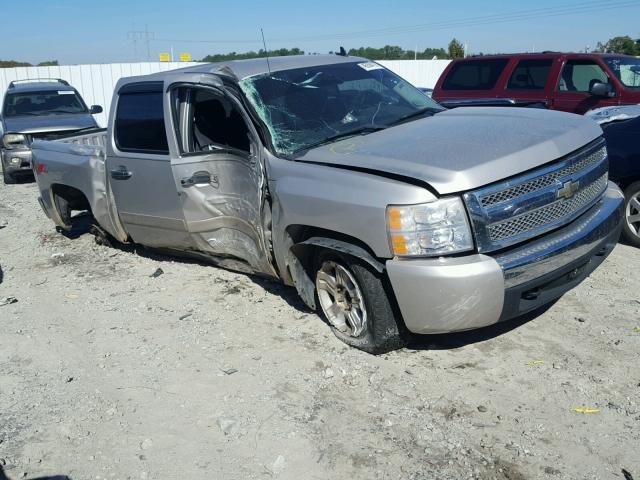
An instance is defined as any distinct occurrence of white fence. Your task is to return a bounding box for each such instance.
[0,59,451,127]
[380,59,451,90]
[0,62,203,127]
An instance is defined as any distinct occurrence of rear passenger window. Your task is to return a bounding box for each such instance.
[442,59,508,90]
[115,90,169,154]
[507,59,552,90]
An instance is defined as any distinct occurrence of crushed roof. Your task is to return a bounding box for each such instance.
[120,54,368,85]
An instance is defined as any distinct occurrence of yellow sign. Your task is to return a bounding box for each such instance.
[159,53,171,62]
[180,52,192,62]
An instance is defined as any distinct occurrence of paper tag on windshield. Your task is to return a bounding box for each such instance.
[358,62,383,71]
[58,90,74,95]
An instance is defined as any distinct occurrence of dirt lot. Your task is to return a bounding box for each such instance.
[0,180,639,480]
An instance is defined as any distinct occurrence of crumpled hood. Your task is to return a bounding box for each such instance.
[295,107,603,195]
[2,113,97,134]
[586,104,640,125]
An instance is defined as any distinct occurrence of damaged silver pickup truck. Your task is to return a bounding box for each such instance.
[31,55,624,353]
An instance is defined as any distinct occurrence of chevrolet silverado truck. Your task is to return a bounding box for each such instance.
[30,55,624,353]
[1,78,102,184]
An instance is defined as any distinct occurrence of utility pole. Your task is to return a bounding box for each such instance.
[127,25,155,61]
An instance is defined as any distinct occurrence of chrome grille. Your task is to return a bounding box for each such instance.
[480,146,606,207]
[487,174,608,241]
[463,138,609,253]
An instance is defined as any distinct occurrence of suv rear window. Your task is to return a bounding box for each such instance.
[441,59,508,90]
[507,59,552,90]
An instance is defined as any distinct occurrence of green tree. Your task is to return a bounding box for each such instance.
[421,47,448,59]
[448,38,465,59]
[200,47,304,62]
[0,60,32,68]
[203,45,451,63]
[595,36,639,55]
[347,45,449,60]
[37,60,59,66]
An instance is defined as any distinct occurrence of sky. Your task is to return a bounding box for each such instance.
[1,0,639,65]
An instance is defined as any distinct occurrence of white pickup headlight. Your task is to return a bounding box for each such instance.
[386,198,474,257]
[3,133,27,149]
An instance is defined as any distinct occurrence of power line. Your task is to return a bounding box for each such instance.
[273,0,640,42]
[128,25,155,60]
[151,0,640,45]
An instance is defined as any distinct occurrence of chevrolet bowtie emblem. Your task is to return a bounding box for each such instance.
[557,180,580,200]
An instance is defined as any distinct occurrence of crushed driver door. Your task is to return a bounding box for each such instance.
[166,76,274,275]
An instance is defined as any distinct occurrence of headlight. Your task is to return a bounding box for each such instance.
[386,197,474,257]
[3,133,27,149]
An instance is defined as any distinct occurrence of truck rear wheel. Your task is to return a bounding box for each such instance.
[314,251,408,354]
[622,181,640,248]
[53,193,72,227]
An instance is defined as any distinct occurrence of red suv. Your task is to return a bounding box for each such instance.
[432,53,640,114]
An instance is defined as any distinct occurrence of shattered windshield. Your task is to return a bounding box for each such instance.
[605,56,640,88]
[2,90,87,117]
[240,61,443,154]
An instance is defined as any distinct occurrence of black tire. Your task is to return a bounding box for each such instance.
[622,181,640,248]
[53,193,72,227]
[313,250,408,354]
[2,168,16,185]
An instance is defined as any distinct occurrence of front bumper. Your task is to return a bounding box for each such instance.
[386,183,624,334]
[1,148,32,176]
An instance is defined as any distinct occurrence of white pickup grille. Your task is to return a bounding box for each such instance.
[463,139,609,253]
[480,146,606,207]
[487,174,608,241]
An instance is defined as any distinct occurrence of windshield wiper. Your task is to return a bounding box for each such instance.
[47,109,80,114]
[387,107,442,127]
[299,125,387,152]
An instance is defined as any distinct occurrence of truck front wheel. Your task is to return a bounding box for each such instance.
[622,181,640,248]
[314,251,408,354]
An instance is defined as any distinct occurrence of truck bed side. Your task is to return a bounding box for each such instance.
[31,129,128,242]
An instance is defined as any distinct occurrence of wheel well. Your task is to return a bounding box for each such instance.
[616,176,640,191]
[50,184,91,227]
[283,225,386,309]
[285,225,379,259]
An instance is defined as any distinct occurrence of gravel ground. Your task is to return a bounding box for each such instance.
[0,181,639,480]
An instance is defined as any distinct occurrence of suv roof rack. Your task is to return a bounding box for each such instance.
[8,78,70,89]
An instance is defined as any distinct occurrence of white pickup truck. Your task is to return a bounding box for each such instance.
[31,55,624,353]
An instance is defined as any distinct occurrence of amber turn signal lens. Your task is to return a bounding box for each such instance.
[387,207,403,231]
[391,235,408,255]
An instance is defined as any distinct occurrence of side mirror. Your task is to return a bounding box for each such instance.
[90,105,103,114]
[589,82,613,97]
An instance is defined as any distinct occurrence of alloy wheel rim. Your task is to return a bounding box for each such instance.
[626,191,640,238]
[316,261,367,337]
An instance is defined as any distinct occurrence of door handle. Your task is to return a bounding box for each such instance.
[110,166,132,180]
[181,171,212,187]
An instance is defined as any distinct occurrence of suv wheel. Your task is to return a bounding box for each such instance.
[622,181,640,248]
[314,251,408,354]
[2,168,16,184]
